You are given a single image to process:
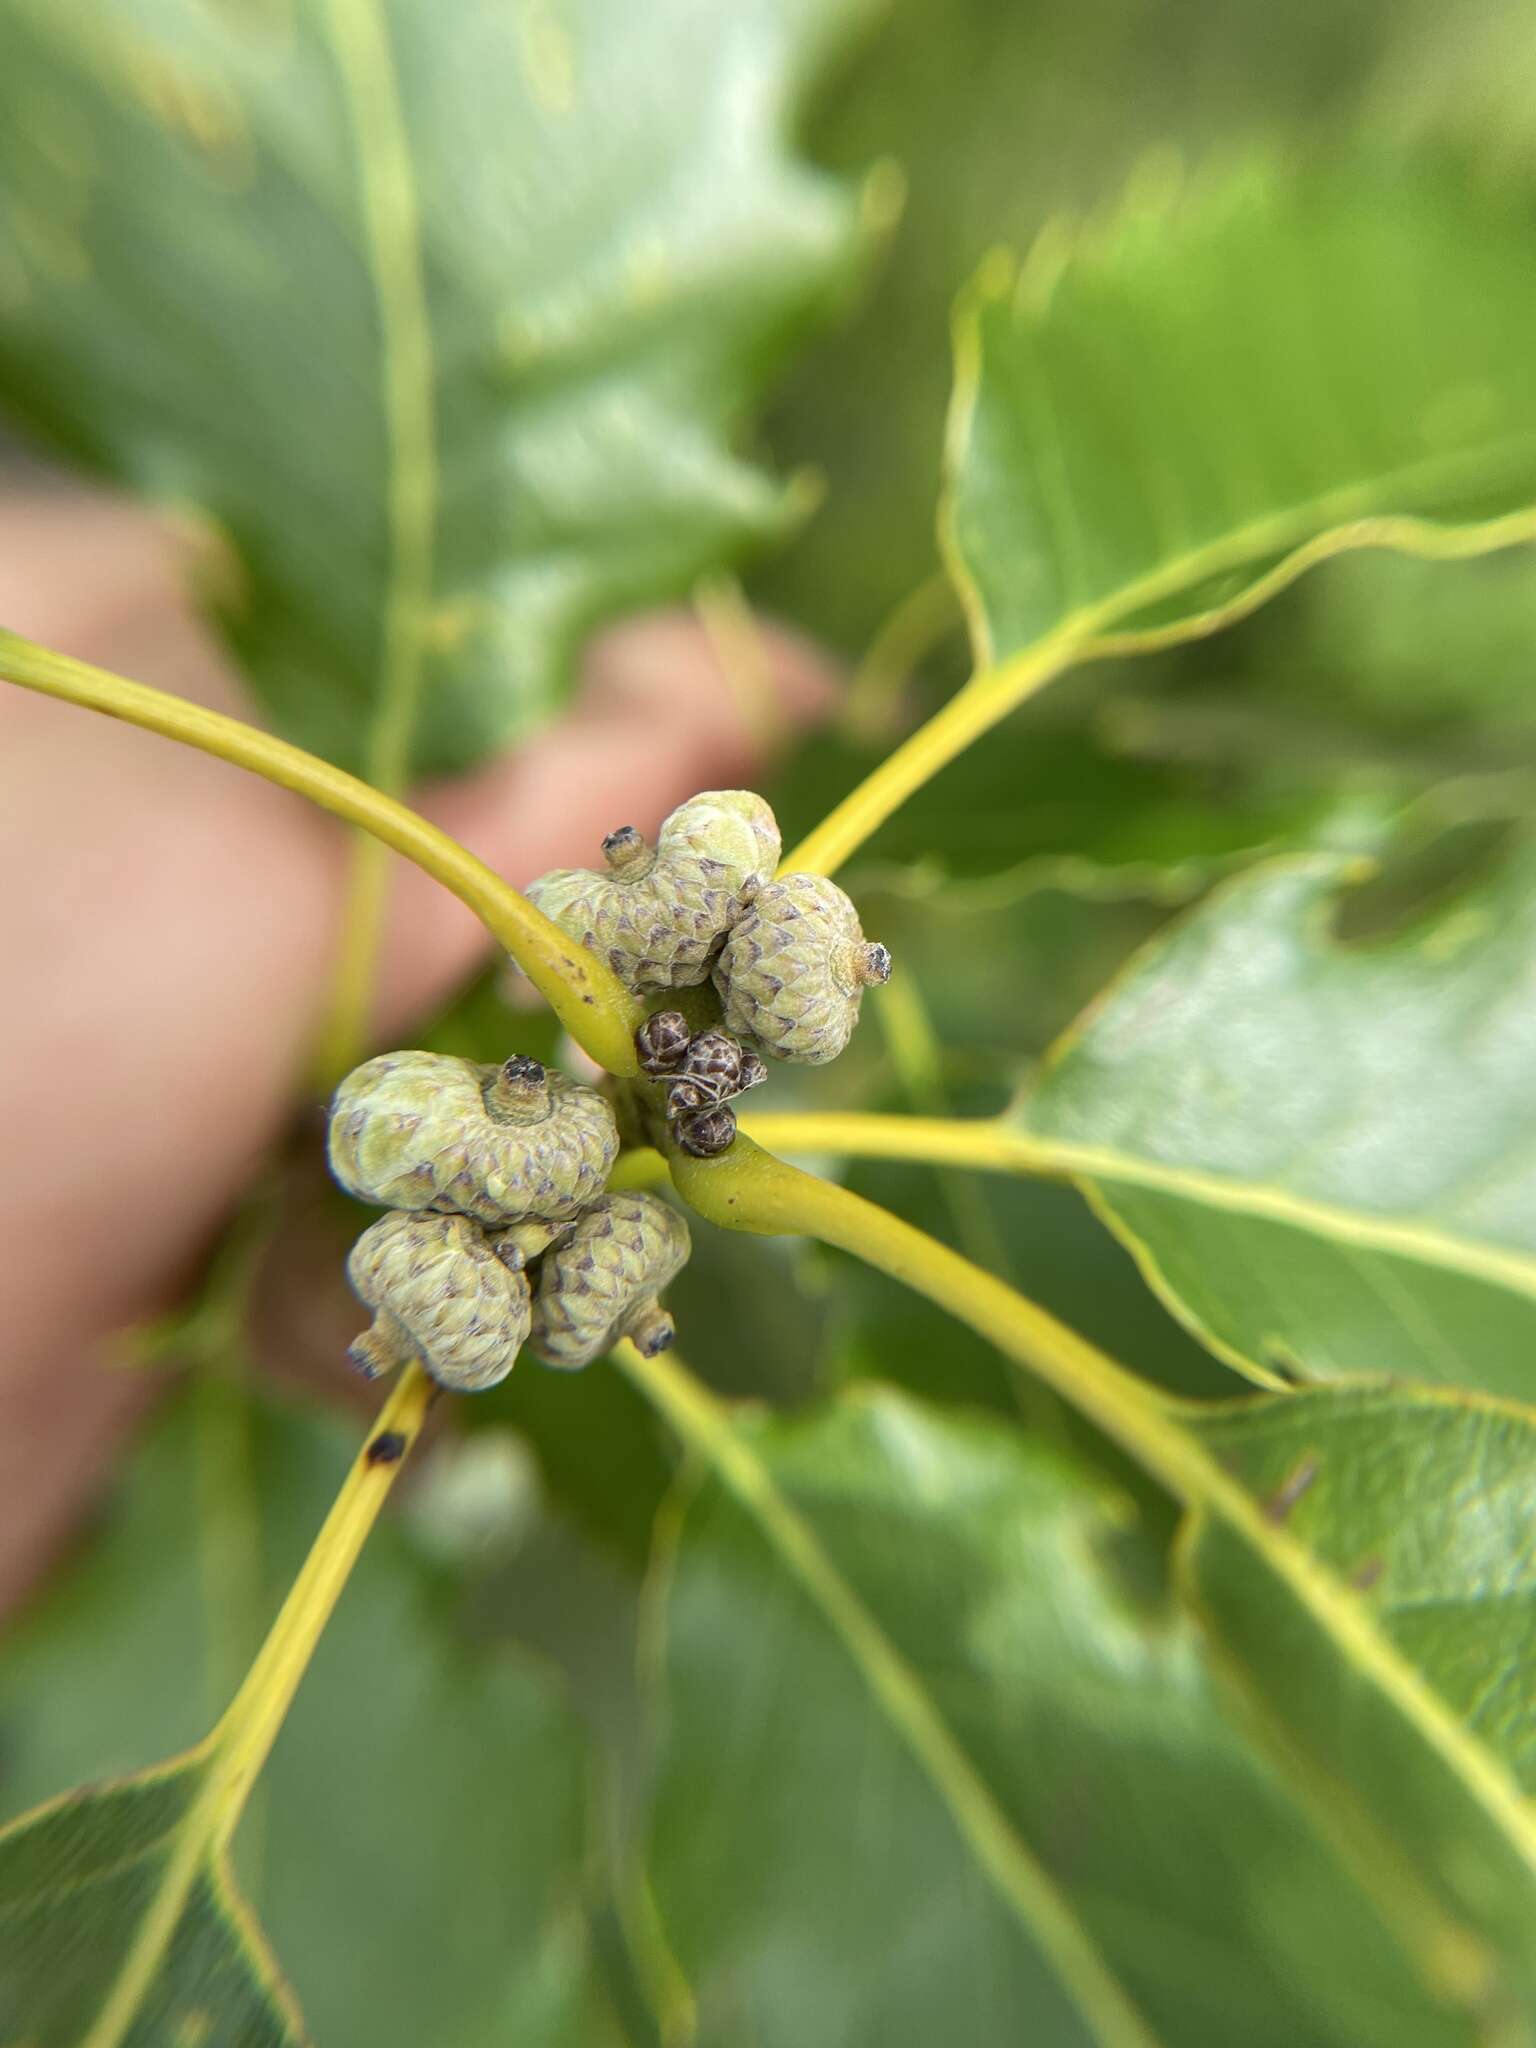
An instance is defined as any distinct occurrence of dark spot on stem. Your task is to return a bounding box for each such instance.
[366,1430,407,1467]
[1263,1453,1320,1524]
[1350,1554,1385,1592]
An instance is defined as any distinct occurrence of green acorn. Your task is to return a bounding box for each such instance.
[713,872,892,1064]
[346,1210,532,1394]
[525,790,780,994]
[528,1192,692,1370]
[328,1052,617,1226]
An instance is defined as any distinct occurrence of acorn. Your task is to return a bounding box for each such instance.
[346,1210,532,1394]
[528,1192,692,1370]
[525,790,780,993]
[635,1009,693,1077]
[674,1104,737,1157]
[328,1051,618,1226]
[713,873,892,1064]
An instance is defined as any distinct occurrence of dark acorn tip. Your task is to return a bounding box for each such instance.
[601,824,651,874]
[862,942,893,986]
[502,1054,546,1083]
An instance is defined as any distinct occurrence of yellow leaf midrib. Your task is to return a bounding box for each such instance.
[739,1111,1536,1308]
[620,1342,1168,2048]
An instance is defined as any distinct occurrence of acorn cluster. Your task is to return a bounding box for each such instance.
[324,792,889,1392]
[527,788,892,1153]
[328,1051,689,1394]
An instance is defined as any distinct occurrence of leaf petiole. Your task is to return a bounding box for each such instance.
[0,628,643,1073]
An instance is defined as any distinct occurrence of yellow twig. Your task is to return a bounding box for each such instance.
[0,629,642,1073]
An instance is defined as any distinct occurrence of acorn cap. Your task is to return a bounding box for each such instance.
[328,1050,618,1224]
[712,873,891,1065]
[525,790,782,995]
[346,1210,532,1394]
[528,1192,691,1371]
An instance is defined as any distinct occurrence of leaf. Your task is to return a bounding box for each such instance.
[657,1147,1536,2038]
[0,1756,305,2047]
[945,161,1536,674]
[642,1383,1482,2048]
[0,1385,612,2048]
[1180,1382,1536,2037]
[1011,841,1536,1394]
[0,0,870,775]
[757,0,1437,649]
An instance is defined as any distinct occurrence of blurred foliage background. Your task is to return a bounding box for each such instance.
[2,0,1535,2042]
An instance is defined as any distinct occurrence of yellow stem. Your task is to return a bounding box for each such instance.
[202,1361,435,1847]
[667,1135,1191,1494]
[0,629,642,1073]
[608,1146,669,1191]
[783,624,1084,875]
[78,1365,435,2048]
[742,1110,1061,1177]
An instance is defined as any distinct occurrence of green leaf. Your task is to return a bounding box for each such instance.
[643,1385,1484,2048]
[758,0,1438,650]
[1012,841,1536,1394]
[0,1756,306,2047]
[945,162,1536,673]
[0,1385,611,2048]
[0,0,870,774]
[1181,1382,1536,2034]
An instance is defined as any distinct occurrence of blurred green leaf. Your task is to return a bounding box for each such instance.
[759,0,1433,649]
[0,1385,613,2048]
[1013,842,1536,1395]
[0,0,871,774]
[775,674,1348,895]
[1183,1382,1536,2035]
[0,1756,305,2047]
[948,163,1536,673]
[644,1385,1482,2047]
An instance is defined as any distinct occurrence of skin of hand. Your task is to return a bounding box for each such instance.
[0,486,834,1615]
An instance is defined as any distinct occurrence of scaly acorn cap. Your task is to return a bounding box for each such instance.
[328,1050,618,1225]
[528,1192,692,1371]
[346,1210,532,1394]
[713,872,891,1065]
[524,790,781,994]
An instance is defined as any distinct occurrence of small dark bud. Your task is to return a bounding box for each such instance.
[681,1029,744,1092]
[675,1104,737,1157]
[635,1009,692,1077]
[666,1074,716,1118]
